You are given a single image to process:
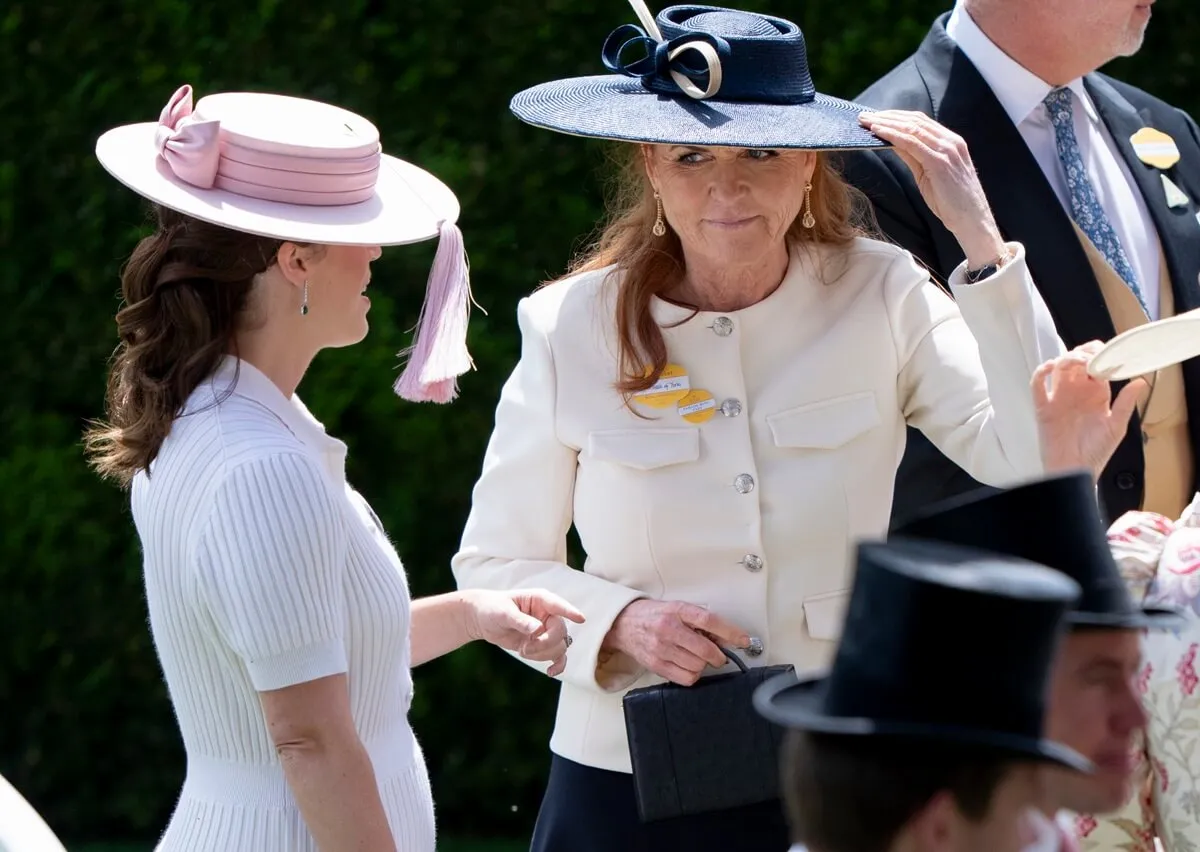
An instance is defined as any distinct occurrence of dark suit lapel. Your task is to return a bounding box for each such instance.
[907,16,1118,346]
[1087,74,1200,314]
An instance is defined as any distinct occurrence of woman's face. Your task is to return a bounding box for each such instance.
[295,243,383,347]
[643,144,817,271]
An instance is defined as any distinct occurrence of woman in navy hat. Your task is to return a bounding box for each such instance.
[451,2,1140,849]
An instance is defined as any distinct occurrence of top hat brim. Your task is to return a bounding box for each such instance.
[509,75,889,151]
[95,122,461,246]
[1068,603,1187,630]
[1088,308,1200,381]
[753,672,1094,774]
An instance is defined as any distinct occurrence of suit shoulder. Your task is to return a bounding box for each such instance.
[816,237,928,288]
[856,55,934,113]
[518,264,619,339]
[1097,74,1192,120]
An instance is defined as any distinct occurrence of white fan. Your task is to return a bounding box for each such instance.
[1088,307,1200,381]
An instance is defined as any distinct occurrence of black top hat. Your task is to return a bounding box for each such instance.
[891,472,1183,630]
[753,538,1091,772]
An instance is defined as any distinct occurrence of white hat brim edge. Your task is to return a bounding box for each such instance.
[1088,309,1200,381]
[95,122,460,247]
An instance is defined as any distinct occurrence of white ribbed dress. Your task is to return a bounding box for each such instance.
[132,356,435,852]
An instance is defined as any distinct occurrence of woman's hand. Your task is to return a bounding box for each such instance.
[859,110,1006,269]
[1033,341,1147,480]
[464,588,585,677]
[601,600,751,686]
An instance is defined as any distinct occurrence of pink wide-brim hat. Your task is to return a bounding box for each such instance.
[95,85,459,245]
[95,84,476,403]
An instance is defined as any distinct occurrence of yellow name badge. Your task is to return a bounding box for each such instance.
[1131,128,1181,170]
[633,364,690,408]
[677,389,717,423]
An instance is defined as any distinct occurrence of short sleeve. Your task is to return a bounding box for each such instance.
[195,453,349,691]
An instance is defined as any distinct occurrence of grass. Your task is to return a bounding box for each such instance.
[75,841,526,851]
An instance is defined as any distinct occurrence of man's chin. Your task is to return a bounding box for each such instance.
[1060,775,1132,817]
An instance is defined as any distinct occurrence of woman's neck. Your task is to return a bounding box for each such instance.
[233,329,316,399]
[669,243,791,312]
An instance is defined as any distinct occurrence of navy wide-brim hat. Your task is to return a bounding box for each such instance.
[509,2,888,151]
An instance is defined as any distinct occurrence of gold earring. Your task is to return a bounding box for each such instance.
[652,192,667,237]
[802,182,816,229]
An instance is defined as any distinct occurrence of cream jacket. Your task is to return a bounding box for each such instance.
[452,238,1064,773]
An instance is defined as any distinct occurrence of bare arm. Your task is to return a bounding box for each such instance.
[410,589,586,670]
[409,592,475,667]
[261,674,396,852]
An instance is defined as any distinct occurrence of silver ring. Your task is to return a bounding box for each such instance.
[565,634,573,648]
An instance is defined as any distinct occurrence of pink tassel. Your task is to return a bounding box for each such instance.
[394,220,479,403]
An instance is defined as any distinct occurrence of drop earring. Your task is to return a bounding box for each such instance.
[652,192,667,237]
[300,280,310,316]
[802,182,816,229]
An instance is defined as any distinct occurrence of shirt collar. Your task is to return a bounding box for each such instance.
[200,355,348,484]
[945,0,1099,126]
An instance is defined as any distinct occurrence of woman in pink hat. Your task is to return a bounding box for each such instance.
[84,84,584,852]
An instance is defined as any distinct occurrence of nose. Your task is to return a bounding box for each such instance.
[708,161,750,201]
[368,245,383,261]
[1116,678,1149,733]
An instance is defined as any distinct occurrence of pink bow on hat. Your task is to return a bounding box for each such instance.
[154,85,221,189]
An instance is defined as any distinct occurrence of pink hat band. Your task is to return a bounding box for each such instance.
[153,85,382,206]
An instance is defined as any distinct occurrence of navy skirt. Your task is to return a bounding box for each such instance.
[529,754,792,852]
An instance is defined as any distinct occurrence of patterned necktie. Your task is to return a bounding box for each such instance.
[1043,86,1147,313]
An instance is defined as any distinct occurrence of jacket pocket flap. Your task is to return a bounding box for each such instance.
[588,428,700,471]
[803,589,851,642]
[768,392,880,450]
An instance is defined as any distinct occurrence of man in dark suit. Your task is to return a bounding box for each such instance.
[841,0,1200,526]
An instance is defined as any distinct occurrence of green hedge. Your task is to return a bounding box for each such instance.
[2,0,1196,842]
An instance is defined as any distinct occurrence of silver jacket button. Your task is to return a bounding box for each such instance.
[733,473,755,494]
[746,637,764,657]
[742,554,763,572]
[712,316,734,337]
[720,398,743,418]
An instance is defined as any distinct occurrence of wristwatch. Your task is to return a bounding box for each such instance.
[964,248,1013,284]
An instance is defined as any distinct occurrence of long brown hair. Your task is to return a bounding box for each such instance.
[556,145,873,395]
[84,205,286,487]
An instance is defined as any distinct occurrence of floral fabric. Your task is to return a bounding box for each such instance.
[1076,495,1200,852]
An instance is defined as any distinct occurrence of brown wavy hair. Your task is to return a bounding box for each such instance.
[556,145,875,396]
[84,205,290,487]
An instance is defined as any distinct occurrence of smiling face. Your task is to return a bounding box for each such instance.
[1043,629,1147,813]
[642,143,817,274]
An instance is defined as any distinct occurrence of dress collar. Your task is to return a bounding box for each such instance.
[199,355,348,486]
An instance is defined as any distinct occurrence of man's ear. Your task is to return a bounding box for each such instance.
[903,790,963,852]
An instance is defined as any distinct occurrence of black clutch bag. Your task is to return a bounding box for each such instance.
[621,648,796,823]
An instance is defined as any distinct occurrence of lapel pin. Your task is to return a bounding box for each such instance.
[1131,127,1181,169]
[677,389,717,424]
[634,363,690,408]
[1162,174,1191,209]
